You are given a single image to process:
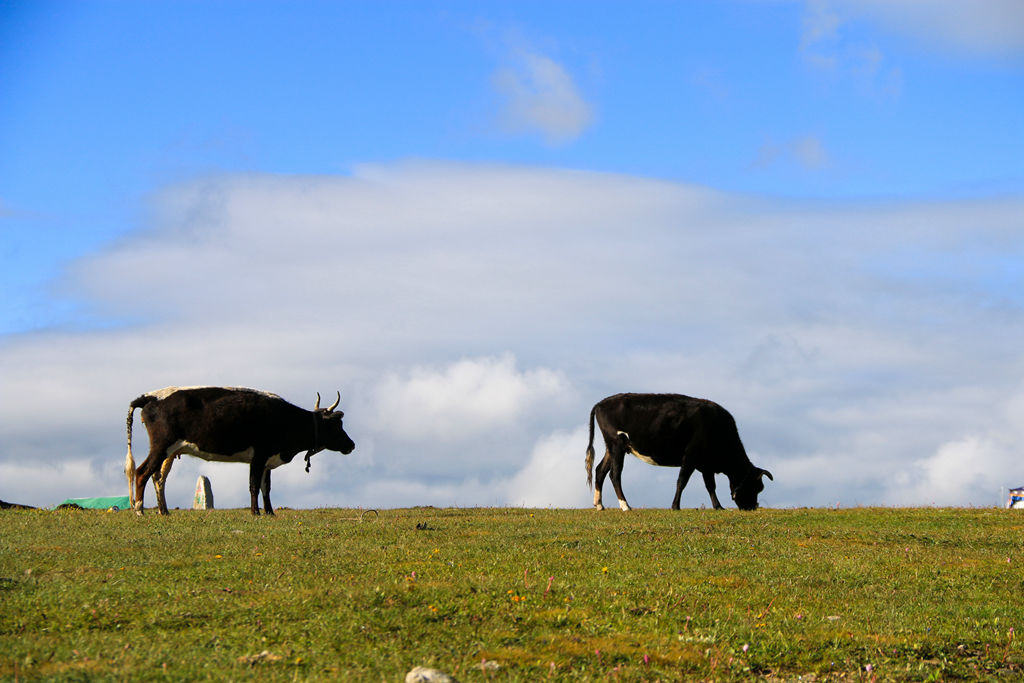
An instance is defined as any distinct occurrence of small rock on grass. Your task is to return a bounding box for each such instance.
[406,666,458,683]
[238,650,283,665]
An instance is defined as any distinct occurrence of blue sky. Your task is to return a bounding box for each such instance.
[2,1,1023,510]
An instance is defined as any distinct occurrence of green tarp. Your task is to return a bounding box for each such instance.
[54,496,131,511]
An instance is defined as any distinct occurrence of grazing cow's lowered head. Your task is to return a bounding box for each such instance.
[125,386,355,516]
[585,392,772,511]
[730,467,773,511]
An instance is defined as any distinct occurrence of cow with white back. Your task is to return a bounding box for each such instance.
[125,386,355,516]
[586,393,772,511]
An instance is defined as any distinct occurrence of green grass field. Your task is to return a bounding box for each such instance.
[2,506,1023,681]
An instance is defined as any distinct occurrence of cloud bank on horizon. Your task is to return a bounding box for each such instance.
[2,162,1023,510]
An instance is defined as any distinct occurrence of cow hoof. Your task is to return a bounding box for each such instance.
[618,500,632,511]
[594,503,605,511]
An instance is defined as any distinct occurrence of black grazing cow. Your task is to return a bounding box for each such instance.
[586,393,772,511]
[125,386,355,516]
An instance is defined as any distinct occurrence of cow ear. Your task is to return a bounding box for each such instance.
[759,468,774,481]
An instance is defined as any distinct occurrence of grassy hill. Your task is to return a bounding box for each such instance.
[2,506,1022,681]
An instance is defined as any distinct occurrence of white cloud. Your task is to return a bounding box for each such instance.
[1,161,1023,510]
[492,50,594,145]
[801,0,1024,80]
[792,135,829,169]
[799,1,918,97]
[896,436,1004,506]
[801,0,841,51]
[0,460,113,508]
[841,0,1024,57]
[883,384,1024,507]
[370,355,570,442]
[502,428,593,508]
[754,134,832,170]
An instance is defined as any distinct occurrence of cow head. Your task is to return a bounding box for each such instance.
[312,391,356,455]
[303,392,356,473]
[731,467,773,510]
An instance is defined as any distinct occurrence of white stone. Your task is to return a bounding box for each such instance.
[405,666,458,683]
[193,475,214,510]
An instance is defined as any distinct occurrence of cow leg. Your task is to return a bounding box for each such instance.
[132,450,169,515]
[593,449,612,510]
[260,469,274,516]
[131,463,152,515]
[153,456,175,515]
[607,441,631,511]
[672,461,697,510]
[248,457,269,516]
[702,470,724,510]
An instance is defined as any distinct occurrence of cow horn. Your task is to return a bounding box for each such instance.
[314,392,321,411]
[760,468,774,481]
[327,391,340,413]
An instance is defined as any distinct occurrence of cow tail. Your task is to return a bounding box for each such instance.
[125,394,153,508]
[585,404,597,490]
[125,405,137,507]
